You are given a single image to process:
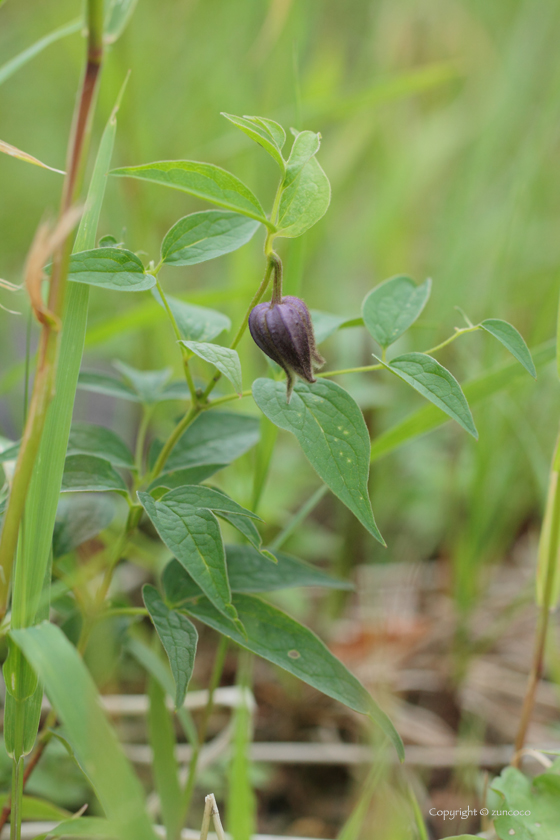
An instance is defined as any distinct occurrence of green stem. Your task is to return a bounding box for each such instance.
[156,279,198,403]
[180,636,228,824]
[422,325,480,356]
[9,757,23,840]
[147,404,201,484]
[134,406,153,476]
[317,364,383,378]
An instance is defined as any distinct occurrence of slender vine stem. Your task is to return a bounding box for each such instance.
[269,485,329,551]
[147,404,201,483]
[156,279,198,403]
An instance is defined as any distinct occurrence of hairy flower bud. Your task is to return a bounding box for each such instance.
[248,295,325,401]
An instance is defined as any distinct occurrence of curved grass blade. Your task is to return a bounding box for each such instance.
[0,19,82,87]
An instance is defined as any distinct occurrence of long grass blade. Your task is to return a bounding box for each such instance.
[0,19,82,87]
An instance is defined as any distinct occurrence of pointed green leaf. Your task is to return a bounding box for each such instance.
[111,161,269,225]
[61,455,128,495]
[104,0,138,43]
[481,318,536,378]
[362,276,431,348]
[68,423,134,469]
[33,816,116,837]
[152,289,231,342]
[143,585,198,708]
[276,156,331,238]
[66,248,155,291]
[146,677,182,840]
[370,340,554,462]
[137,487,255,625]
[180,341,242,394]
[113,361,171,404]
[53,494,115,558]
[10,622,157,840]
[148,464,225,495]
[0,794,69,821]
[154,411,260,472]
[377,352,477,438]
[252,117,286,150]
[164,546,353,600]
[284,130,321,187]
[161,209,259,266]
[181,593,403,760]
[221,113,285,170]
[252,378,384,543]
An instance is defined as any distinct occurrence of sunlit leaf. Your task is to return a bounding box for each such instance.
[276,156,330,238]
[61,455,128,495]
[181,593,404,760]
[180,341,242,394]
[143,585,198,708]
[481,318,536,378]
[111,161,269,225]
[377,352,477,438]
[362,276,431,348]
[252,378,383,543]
[161,209,259,266]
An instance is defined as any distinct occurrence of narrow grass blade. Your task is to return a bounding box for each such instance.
[147,677,182,840]
[0,19,82,87]
[11,622,157,840]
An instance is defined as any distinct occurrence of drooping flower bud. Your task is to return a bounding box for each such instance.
[249,295,325,401]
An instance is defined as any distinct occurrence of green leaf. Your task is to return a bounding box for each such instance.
[377,352,478,439]
[370,339,554,462]
[276,156,331,238]
[164,545,353,600]
[61,455,128,495]
[111,161,269,225]
[221,113,285,170]
[0,793,69,822]
[33,816,116,838]
[252,378,384,544]
[182,593,404,760]
[152,288,231,342]
[10,622,157,840]
[77,371,140,402]
[156,411,260,472]
[137,486,259,626]
[68,423,134,469]
[147,677,182,840]
[143,585,198,708]
[491,766,560,840]
[180,341,242,394]
[148,464,225,495]
[481,318,536,378]
[311,310,352,345]
[253,117,286,150]
[104,0,138,43]
[362,276,431,348]
[66,248,155,291]
[0,19,81,87]
[161,209,259,266]
[53,494,115,558]
[284,130,321,187]
[113,361,171,404]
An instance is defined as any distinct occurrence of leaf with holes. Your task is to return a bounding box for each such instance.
[161,210,259,266]
[181,593,403,760]
[377,352,477,438]
[362,276,431,349]
[180,341,242,395]
[111,161,268,224]
[143,585,197,708]
[252,378,383,543]
[480,319,536,378]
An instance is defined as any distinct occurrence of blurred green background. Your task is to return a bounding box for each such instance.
[1,0,560,613]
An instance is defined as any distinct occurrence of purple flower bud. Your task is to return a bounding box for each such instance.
[248,295,325,401]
